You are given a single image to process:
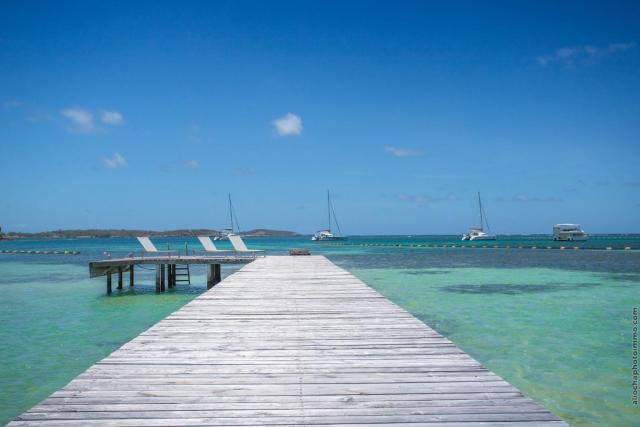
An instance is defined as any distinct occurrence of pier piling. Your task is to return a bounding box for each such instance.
[129,265,134,286]
[207,263,221,289]
[169,264,176,287]
[160,264,166,292]
[155,265,161,293]
[106,272,112,294]
[117,267,123,290]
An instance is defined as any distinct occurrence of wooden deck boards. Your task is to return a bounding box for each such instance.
[10,255,567,426]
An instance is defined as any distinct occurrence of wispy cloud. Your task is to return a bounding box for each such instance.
[396,193,455,207]
[61,108,94,133]
[233,167,256,176]
[2,100,22,110]
[608,42,637,52]
[273,113,303,136]
[101,110,124,125]
[384,146,423,157]
[61,107,124,133]
[184,160,198,169]
[103,152,127,169]
[498,195,563,203]
[537,41,636,66]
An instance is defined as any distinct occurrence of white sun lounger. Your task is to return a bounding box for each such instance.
[136,236,177,256]
[136,236,158,252]
[228,234,265,257]
[197,236,234,255]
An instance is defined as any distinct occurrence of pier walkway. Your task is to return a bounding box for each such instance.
[11,255,566,426]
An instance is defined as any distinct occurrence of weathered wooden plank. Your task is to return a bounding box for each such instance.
[10,255,566,426]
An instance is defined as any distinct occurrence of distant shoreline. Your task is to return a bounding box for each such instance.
[1,228,301,239]
[1,231,639,241]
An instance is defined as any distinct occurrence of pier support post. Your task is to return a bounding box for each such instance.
[155,265,161,293]
[173,264,177,286]
[172,264,177,287]
[106,272,112,294]
[160,264,166,292]
[214,263,221,285]
[207,264,221,289]
[129,265,134,287]
[169,264,175,288]
[117,267,123,290]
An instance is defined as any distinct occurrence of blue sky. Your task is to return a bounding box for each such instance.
[1,1,638,234]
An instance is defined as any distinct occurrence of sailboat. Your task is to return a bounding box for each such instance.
[312,190,347,241]
[462,192,496,241]
[213,193,240,241]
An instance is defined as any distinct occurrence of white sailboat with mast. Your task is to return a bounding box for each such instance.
[214,193,240,241]
[312,190,347,241]
[462,192,496,241]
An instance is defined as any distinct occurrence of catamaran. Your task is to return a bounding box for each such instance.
[462,192,496,241]
[213,193,240,241]
[312,190,347,241]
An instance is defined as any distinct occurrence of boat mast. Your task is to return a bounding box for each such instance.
[477,192,484,231]
[327,190,331,232]
[228,193,234,233]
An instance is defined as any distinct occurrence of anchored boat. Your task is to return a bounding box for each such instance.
[312,190,347,241]
[462,192,496,241]
[553,224,588,241]
[214,193,240,241]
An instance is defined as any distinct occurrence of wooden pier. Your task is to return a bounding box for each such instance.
[90,255,254,292]
[11,256,567,426]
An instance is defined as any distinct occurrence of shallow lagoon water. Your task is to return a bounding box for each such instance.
[351,266,635,426]
[0,235,639,425]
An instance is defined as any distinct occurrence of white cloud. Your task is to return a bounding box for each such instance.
[556,47,579,59]
[101,110,124,125]
[184,160,198,169]
[61,108,94,133]
[608,42,636,53]
[384,146,423,157]
[273,113,303,136]
[103,152,127,169]
[537,41,636,66]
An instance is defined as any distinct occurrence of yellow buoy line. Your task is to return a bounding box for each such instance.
[329,243,634,251]
[0,250,80,255]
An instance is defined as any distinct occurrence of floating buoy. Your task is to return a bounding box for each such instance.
[560,246,565,250]
[606,247,612,250]
[625,246,632,250]
[573,246,580,250]
[531,246,537,250]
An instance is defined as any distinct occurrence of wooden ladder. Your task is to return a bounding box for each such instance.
[174,265,191,285]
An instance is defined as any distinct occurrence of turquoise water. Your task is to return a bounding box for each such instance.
[1,235,639,425]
